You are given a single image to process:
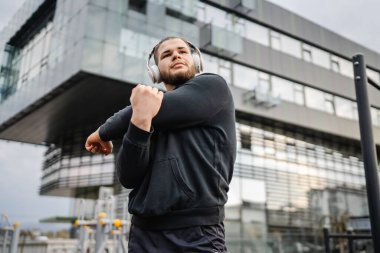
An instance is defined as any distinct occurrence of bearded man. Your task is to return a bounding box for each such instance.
[85,37,236,253]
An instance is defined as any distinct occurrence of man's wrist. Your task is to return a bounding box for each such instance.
[131,114,152,132]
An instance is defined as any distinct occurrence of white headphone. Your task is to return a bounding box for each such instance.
[147,40,204,84]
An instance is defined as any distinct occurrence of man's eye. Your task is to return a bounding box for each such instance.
[180,51,187,54]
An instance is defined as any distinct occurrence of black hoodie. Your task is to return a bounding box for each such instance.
[99,73,236,229]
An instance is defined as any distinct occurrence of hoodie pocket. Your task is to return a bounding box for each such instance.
[130,157,195,216]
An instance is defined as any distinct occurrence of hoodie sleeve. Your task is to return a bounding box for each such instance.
[152,73,230,130]
[116,122,153,189]
[98,106,132,141]
[98,74,230,140]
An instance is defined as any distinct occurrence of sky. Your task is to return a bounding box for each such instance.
[0,0,380,230]
[267,0,380,54]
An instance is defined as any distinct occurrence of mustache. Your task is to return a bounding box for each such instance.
[171,61,186,68]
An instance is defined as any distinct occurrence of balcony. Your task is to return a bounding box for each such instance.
[200,23,242,57]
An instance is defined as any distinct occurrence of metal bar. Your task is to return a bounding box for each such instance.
[94,214,103,253]
[2,230,9,253]
[347,230,354,253]
[323,228,330,253]
[353,54,380,252]
[347,238,354,253]
[326,234,372,239]
[9,224,20,253]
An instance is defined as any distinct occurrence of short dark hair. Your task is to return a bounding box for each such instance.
[153,36,192,64]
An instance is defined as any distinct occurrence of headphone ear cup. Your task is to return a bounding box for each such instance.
[148,64,161,83]
[192,53,201,73]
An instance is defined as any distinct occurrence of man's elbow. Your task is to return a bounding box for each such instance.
[116,169,136,189]
[116,165,141,189]
[117,177,136,189]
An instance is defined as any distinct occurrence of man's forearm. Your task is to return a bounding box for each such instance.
[98,106,132,141]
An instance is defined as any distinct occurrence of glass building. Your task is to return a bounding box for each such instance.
[1,0,380,251]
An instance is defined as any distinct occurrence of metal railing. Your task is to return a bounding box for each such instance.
[323,227,372,253]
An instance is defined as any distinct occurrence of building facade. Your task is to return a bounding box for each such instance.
[1,0,380,251]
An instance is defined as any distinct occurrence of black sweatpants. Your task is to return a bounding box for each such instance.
[127,223,227,253]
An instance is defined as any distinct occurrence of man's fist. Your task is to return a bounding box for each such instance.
[85,128,113,155]
[130,84,164,131]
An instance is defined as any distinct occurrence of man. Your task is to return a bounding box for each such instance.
[85,37,236,252]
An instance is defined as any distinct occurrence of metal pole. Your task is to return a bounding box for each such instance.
[9,223,20,253]
[353,54,380,252]
[95,213,103,253]
[347,230,354,253]
[323,227,330,253]
[2,230,9,253]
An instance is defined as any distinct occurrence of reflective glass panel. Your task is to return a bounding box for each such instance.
[305,87,325,111]
[233,63,258,90]
[244,21,269,46]
[271,76,294,103]
[335,97,355,119]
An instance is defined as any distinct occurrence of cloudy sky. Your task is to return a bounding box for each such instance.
[0,0,380,229]
[267,0,380,54]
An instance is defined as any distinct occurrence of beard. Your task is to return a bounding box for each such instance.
[160,66,196,86]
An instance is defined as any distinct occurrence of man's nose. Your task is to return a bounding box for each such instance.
[172,51,181,59]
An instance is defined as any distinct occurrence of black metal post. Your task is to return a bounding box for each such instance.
[323,228,330,253]
[347,230,354,253]
[352,54,380,252]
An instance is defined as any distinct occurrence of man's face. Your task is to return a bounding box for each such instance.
[156,38,196,86]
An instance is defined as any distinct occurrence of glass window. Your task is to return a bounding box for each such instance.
[129,0,147,14]
[85,5,106,40]
[324,94,335,114]
[201,4,226,28]
[233,63,258,90]
[105,11,123,46]
[240,131,251,150]
[258,72,270,93]
[294,84,304,105]
[305,87,325,111]
[270,31,281,50]
[271,76,294,103]
[202,54,234,83]
[119,29,159,59]
[281,34,301,58]
[119,29,138,58]
[335,97,355,119]
[165,0,198,17]
[219,59,232,84]
[30,36,44,68]
[211,25,242,54]
[202,53,218,74]
[331,55,340,73]
[43,27,52,58]
[302,44,312,62]
[312,47,330,69]
[82,38,104,73]
[242,0,256,10]
[367,68,380,84]
[102,44,123,79]
[244,21,269,46]
[338,57,353,78]
[371,107,380,126]
[225,13,244,35]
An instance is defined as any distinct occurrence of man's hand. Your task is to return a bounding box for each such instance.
[85,128,113,155]
[130,84,164,131]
